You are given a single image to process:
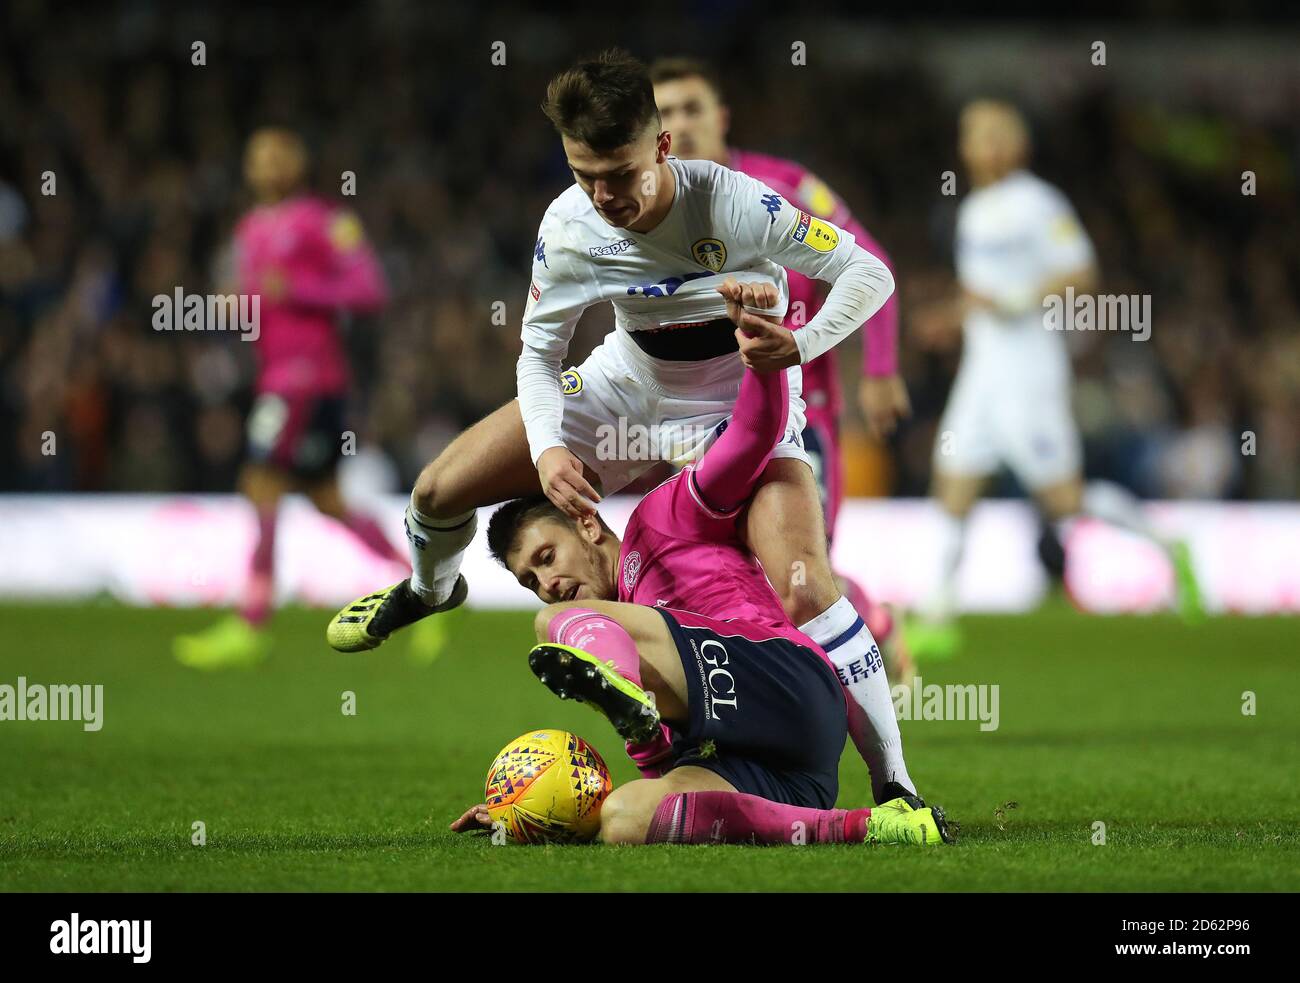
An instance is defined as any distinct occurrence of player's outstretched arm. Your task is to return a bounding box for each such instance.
[690,278,790,515]
[842,223,910,438]
[830,207,900,381]
[729,169,894,366]
[517,216,599,518]
[790,241,895,365]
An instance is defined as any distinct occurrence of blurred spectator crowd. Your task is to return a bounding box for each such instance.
[2,2,1297,499]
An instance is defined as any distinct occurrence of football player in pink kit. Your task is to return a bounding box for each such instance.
[650,59,913,679]
[451,280,951,847]
[174,128,406,669]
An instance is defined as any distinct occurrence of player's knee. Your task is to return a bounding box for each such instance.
[239,465,285,509]
[1037,479,1082,519]
[410,462,442,518]
[413,441,486,517]
[939,494,975,519]
[412,455,475,519]
[598,786,650,846]
[934,475,980,517]
[533,604,563,642]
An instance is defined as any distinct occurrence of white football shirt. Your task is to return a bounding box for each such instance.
[955,169,1095,382]
[518,156,893,463]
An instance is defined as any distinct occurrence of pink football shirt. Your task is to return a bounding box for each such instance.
[233,195,388,396]
[727,148,899,423]
[616,466,821,653]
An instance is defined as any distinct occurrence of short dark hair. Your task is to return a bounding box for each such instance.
[486,495,570,568]
[486,495,614,570]
[648,56,725,102]
[542,48,660,152]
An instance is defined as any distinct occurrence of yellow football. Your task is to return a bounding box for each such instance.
[484,730,612,844]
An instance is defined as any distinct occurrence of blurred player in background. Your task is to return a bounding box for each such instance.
[174,127,405,669]
[907,100,1203,659]
[650,57,914,681]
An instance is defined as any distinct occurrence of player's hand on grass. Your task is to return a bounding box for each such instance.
[717,278,798,373]
[858,374,912,440]
[450,803,493,833]
[537,445,601,519]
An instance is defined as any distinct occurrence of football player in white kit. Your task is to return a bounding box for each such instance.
[327,50,919,803]
[907,100,1203,659]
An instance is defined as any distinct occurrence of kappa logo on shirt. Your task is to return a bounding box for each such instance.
[534,237,548,268]
[623,550,642,592]
[760,192,783,224]
[590,238,635,258]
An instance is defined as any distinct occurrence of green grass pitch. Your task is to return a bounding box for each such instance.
[1,601,1297,891]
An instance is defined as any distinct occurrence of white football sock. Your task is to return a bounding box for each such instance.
[405,496,476,605]
[923,509,967,624]
[1082,479,1165,544]
[801,596,915,801]
[1056,480,1168,551]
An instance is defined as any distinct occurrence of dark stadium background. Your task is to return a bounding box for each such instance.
[1,0,1299,907]
[1,0,1296,502]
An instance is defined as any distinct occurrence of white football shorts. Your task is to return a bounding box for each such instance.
[933,361,1082,491]
[558,328,809,494]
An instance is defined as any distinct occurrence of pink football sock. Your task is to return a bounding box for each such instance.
[547,608,643,688]
[626,725,675,779]
[646,791,871,845]
[342,511,409,567]
[240,509,277,627]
